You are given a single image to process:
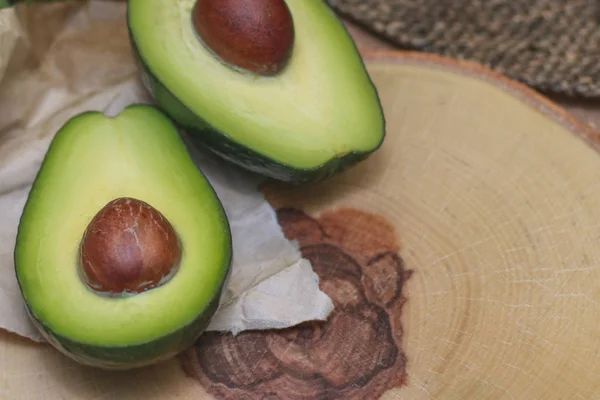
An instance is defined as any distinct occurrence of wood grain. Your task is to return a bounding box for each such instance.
[3,50,600,399]
[342,20,600,131]
[262,51,600,399]
[181,207,412,400]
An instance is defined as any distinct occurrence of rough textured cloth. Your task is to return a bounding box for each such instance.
[327,0,600,98]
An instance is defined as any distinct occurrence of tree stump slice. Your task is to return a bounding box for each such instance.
[3,50,600,400]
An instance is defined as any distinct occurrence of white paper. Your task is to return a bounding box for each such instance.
[0,0,333,342]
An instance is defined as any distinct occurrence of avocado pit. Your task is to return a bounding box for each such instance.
[79,197,182,295]
[192,0,295,76]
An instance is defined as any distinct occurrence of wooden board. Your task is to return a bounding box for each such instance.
[2,50,600,399]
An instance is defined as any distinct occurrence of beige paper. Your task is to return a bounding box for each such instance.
[0,0,333,343]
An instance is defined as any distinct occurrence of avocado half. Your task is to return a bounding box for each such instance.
[14,105,232,370]
[126,0,386,184]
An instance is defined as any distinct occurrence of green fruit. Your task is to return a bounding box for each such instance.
[127,0,385,184]
[14,105,232,370]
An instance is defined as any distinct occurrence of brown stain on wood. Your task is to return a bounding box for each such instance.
[181,206,413,399]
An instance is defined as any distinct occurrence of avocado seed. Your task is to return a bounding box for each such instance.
[192,0,295,76]
[79,197,182,294]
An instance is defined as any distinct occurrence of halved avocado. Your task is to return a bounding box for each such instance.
[126,0,385,184]
[14,105,232,370]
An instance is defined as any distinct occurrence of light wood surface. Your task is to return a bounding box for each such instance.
[263,51,600,400]
[3,50,600,399]
[342,20,600,131]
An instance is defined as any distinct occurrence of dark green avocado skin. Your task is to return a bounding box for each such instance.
[0,0,56,8]
[24,286,223,370]
[125,6,385,185]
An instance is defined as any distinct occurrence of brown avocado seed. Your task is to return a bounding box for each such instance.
[79,197,182,295]
[192,0,295,76]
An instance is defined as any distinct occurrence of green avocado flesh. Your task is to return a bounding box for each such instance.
[14,105,232,369]
[127,0,385,183]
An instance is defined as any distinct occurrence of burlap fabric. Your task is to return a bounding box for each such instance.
[327,0,600,98]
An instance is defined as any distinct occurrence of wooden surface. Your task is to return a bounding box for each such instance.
[3,50,600,399]
[342,20,600,131]
[262,52,600,399]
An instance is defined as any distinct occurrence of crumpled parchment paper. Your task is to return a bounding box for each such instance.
[0,0,334,342]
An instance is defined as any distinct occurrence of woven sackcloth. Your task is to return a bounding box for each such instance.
[326,0,600,98]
